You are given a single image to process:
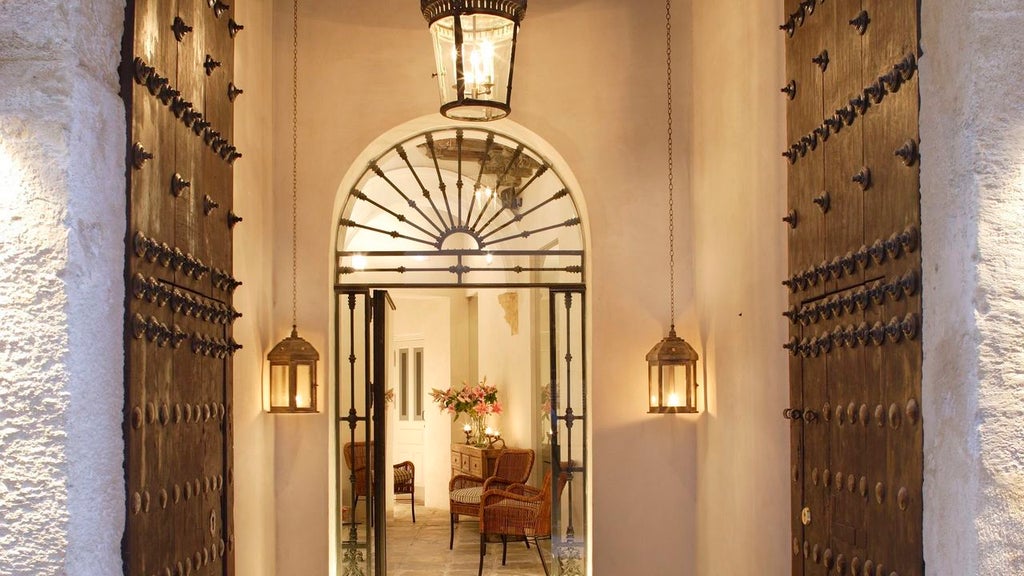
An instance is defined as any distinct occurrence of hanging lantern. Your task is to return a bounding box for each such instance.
[647,327,699,414]
[421,0,527,121]
[266,0,320,415]
[267,326,319,413]
[645,0,700,415]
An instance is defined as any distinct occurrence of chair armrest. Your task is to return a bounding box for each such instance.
[482,477,516,492]
[499,482,542,498]
[480,487,543,508]
[449,473,483,492]
[393,460,414,472]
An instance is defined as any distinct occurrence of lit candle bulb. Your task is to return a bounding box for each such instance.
[463,424,472,433]
[667,392,680,407]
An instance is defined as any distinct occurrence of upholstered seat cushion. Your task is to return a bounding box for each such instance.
[394,468,414,485]
[489,498,539,513]
[450,486,484,505]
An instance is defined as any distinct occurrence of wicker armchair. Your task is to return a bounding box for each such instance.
[342,441,416,523]
[449,448,535,549]
[478,469,568,576]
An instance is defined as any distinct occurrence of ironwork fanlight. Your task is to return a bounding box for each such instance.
[647,327,699,414]
[267,326,319,413]
[421,0,527,121]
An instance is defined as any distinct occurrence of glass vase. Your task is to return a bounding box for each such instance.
[469,413,488,447]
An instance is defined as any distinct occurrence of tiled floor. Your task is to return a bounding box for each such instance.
[386,505,549,576]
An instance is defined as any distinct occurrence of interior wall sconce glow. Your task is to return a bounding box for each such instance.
[421,0,527,121]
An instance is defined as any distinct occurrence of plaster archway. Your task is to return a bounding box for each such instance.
[327,115,594,574]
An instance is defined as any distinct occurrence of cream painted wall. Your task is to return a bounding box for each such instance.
[690,1,791,574]
[475,288,533,449]
[271,1,701,574]
[231,0,278,574]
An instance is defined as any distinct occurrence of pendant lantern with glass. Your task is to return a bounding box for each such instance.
[646,0,700,414]
[266,0,320,414]
[421,0,527,121]
[268,326,319,413]
[647,327,699,414]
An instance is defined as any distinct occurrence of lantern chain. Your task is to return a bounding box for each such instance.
[666,0,675,329]
[291,0,299,328]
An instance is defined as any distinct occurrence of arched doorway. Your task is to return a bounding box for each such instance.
[331,123,589,575]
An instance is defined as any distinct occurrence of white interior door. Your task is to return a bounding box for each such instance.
[392,339,425,497]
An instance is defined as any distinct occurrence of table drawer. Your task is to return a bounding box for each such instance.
[469,456,482,476]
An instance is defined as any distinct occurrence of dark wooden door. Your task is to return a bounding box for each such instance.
[122,1,242,574]
[782,0,922,574]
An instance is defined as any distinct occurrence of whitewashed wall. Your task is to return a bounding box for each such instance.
[0,1,125,574]
[921,1,1024,574]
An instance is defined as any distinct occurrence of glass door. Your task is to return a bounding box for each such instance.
[336,289,391,575]
[548,287,587,575]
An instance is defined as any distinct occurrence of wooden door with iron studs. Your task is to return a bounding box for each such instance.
[781,0,922,574]
[122,0,244,574]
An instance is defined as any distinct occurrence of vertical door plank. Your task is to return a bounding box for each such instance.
[124,0,236,573]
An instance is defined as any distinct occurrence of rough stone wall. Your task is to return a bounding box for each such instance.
[0,1,126,575]
[921,1,1024,574]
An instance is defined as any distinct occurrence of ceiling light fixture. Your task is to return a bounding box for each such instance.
[421,0,527,121]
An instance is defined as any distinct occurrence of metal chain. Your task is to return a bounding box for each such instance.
[665,0,675,328]
[291,0,299,327]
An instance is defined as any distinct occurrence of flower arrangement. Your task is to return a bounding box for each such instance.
[430,378,502,445]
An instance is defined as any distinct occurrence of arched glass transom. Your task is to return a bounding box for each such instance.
[336,127,585,288]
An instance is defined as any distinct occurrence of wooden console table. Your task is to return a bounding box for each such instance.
[451,444,502,480]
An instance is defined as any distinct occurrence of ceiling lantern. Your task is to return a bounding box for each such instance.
[421,0,527,122]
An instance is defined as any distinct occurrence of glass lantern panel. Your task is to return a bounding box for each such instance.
[270,364,290,408]
[663,364,685,409]
[295,364,313,409]
[457,14,515,101]
[648,364,661,408]
[429,17,457,105]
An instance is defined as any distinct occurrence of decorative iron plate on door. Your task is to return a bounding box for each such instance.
[782,0,922,574]
[122,1,242,574]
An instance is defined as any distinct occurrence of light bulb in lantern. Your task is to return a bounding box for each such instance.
[453,38,495,99]
[667,392,680,407]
